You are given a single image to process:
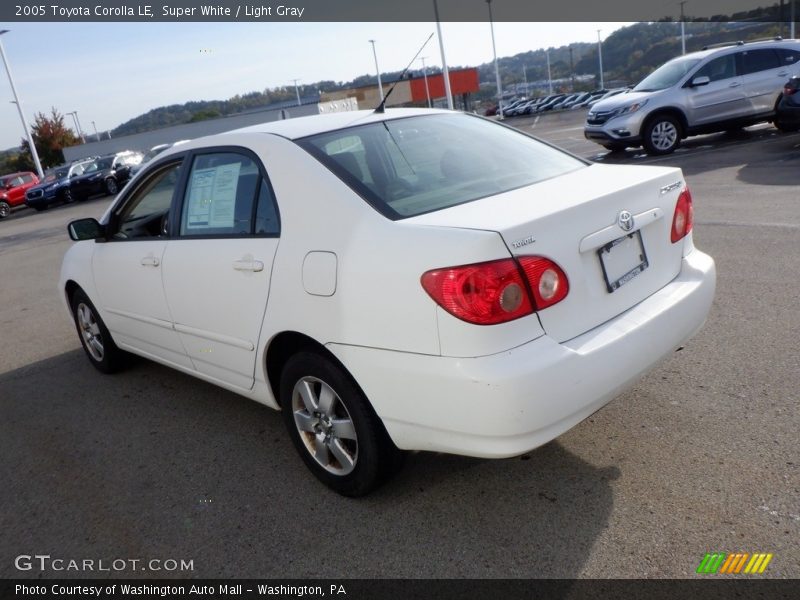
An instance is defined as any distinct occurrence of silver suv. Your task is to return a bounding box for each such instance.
[584,38,800,155]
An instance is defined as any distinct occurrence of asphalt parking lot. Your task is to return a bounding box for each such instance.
[1,110,798,579]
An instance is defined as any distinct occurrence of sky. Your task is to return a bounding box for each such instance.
[0,21,636,150]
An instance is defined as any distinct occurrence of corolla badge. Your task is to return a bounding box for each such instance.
[617,210,634,232]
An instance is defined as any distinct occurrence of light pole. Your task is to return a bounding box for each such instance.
[420,56,432,108]
[597,29,604,90]
[546,49,553,94]
[91,120,99,142]
[432,0,454,109]
[0,30,44,178]
[67,111,85,143]
[368,40,384,102]
[791,0,795,39]
[680,1,687,55]
[291,78,301,106]
[487,0,504,118]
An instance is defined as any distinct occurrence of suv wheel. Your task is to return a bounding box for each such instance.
[105,178,118,195]
[643,115,681,155]
[774,120,800,133]
[280,351,403,496]
[0,200,10,219]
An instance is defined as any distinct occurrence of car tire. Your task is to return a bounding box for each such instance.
[63,189,73,204]
[105,178,118,195]
[70,289,127,374]
[642,115,682,155]
[280,351,403,496]
[0,200,10,219]
[774,120,800,133]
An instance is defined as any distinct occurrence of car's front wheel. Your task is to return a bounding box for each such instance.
[774,119,800,133]
[643,115,682,155]
[105,178,118,195]
[0,200,10,219]
[70,289,127,374]
[280,351,402,496]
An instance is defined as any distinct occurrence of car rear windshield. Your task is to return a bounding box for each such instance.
[296,113,586,219]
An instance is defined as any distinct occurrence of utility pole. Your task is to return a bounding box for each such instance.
[569,46,575,91]
[291,78,301,106]
[420,56,432,108]
[91,120,99,142]
[546,50,553,94]
[368,40,384,102]
[597,29,604,90]
[487,0,504,119]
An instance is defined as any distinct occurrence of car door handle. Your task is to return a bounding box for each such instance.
[777,71,788,77]
[140,256,160,267]
[232,259,264,272]
[728,82,741,88]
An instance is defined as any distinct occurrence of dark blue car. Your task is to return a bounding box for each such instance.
[24,160,94,211]
[775,76,800,133]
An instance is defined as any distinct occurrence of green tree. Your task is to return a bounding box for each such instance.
[19,108,80,169]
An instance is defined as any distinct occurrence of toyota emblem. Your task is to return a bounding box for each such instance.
[618,210,634,232]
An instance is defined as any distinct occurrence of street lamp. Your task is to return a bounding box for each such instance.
[368,40,384,102]
[597,29,605,90]
[680,1,687,55]
[0,30,44,178]
[419,56,432,108]
[91,120,99,142]
[487,0,504,119]
[432,0,453,109]
[291,78,302,106]
[546,49,553,94]
[67,111,85,143]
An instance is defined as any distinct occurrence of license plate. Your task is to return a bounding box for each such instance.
[597,231,649,293]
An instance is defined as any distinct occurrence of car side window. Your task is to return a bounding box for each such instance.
[778,49,800,65]
[180,152,274,237]
[112,162,182,240]
[21,174,34,184]
[694,55,736,82]
[740,49,781,75]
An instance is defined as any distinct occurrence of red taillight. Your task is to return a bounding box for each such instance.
[784,85,798,96]
[517,256,570,310]
[421,256,568,325]
[670,187,694,243]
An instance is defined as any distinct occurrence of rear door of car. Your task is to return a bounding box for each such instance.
[737,47,789,113]
[684,53,748,126]
[161,147,280,391]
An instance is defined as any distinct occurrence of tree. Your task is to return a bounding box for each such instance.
[18,108,80,169]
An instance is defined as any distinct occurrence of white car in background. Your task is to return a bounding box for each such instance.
[60,109,716,496]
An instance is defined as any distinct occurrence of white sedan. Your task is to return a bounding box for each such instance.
[60,108,715,496]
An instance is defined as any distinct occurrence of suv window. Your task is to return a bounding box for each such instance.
[740,49,781,74]
[695,55,736,82]
[113,162,182,240]
[180,152,278,237]
[778,48,800,65]
[21,174,34,184]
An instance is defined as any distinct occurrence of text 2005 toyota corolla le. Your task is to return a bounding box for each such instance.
[60,108,715,495]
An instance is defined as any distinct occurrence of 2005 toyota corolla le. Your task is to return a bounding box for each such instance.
[60,108,716,496]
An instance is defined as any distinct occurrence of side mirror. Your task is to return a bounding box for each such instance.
[690,75,711,87]
[68,218,104,241]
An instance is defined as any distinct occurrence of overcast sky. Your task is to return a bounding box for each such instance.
[0,21,637,150]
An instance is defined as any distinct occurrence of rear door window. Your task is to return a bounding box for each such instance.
[740,49,781,74]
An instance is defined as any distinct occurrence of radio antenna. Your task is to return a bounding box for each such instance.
[374,33,435,114]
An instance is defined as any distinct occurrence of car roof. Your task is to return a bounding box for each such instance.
[683,38,800,62]
[0,171,34,179]
[228,107,447,140]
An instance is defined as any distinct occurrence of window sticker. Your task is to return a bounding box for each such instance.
[186,162,241,229]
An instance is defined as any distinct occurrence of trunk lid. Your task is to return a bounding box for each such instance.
[407,163,688,343]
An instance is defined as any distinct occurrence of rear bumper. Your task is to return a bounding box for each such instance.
[329,249,716,458]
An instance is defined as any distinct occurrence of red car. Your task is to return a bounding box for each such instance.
[0,171,40,219]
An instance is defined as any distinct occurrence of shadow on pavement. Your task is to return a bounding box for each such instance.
[1,349,618,579]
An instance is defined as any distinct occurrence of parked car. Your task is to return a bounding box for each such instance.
[775,75,800,132]
[130,142,188,176]
[0,171,39,219]
[61,108,715,496]
[24,160,94,210]
[585,38,800,154]
[535,94,566,112]
[69,152,141,200]
[587,88,629,108]
[550,94,581,111]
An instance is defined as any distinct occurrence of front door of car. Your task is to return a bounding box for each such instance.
[738,48,789,113]
[161,150,280,391]
[91,159,193,369]
[685,54,748,126]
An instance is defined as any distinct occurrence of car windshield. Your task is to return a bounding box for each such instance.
[634,57,702,92]
[96,158,114,169]
[0,176,10,187]
[297,113,586,219]
[53,169,69,179]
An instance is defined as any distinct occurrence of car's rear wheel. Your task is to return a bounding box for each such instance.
[643,115,682,155]
[70,289,126,374]
[0,201,10,219]
[63,189,73,203]
[280,351,402,496]
[105,178,118,195]
[774,120,800,133]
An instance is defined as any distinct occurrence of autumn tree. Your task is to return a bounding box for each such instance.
[18,108,80,169]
